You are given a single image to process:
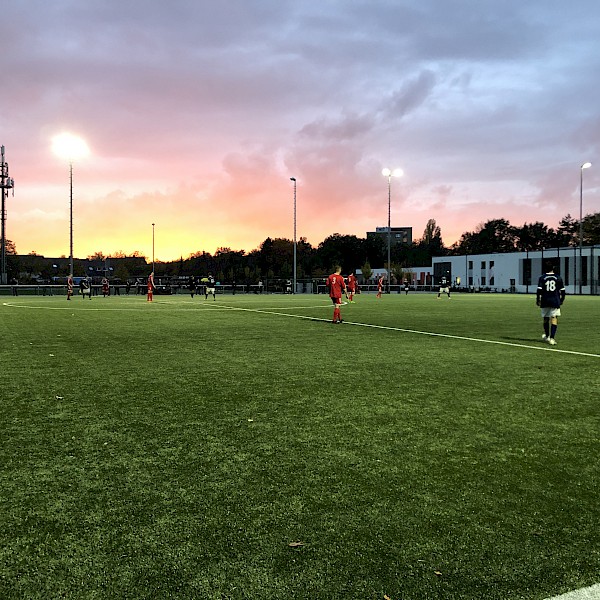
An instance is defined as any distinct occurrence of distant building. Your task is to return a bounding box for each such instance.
[367,226,412,246]
[356,266,432,286]
[432,245,600,294]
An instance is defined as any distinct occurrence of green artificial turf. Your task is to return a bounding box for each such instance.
[0,292,598,599]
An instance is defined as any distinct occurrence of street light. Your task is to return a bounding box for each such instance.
[290,177,297,294]
[579,162,592,295]
[152,223,155,274]
[381,167,403,294]
[52,133,89,278]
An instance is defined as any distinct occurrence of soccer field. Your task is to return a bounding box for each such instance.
[1,292,598,599]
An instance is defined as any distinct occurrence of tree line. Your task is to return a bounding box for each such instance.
[4,212,599,284]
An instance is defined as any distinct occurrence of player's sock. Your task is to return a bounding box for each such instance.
[543,320,550,337]
[550,324,557,339]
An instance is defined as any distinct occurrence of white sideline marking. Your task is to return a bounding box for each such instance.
[210,303,600,359]
[4,300,599,359]
[546,583,600,600]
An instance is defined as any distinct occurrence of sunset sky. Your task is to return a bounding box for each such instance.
[2,0,599,262]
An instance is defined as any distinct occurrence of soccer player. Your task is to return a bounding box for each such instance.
[205,273,216,300]
[188,276,196,298]
[67,274,74,301]
[326,266,347,323]
[79,277,92,300]
[147,271,155,302]
[347,271,357,302]
[102,277,110,297]
[536,264,565,346]
[376,274,384,298]
[437,275,451,299]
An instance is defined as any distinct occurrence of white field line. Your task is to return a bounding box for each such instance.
[545,583,600,600]
[4,300,599,359]
[2,299,333,311]
[207,302,600,359]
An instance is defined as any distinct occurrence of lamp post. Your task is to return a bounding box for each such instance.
[579,162,592,295]
[381,167,403,294]
[290,177,297,294]
[1,145,15,285]
[152,223,155,274]
[52,133,89,278]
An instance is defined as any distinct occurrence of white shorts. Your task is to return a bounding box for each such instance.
[207,287,215,294]
[541,307,561,318]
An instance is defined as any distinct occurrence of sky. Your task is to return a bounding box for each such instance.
[2,0,599,262]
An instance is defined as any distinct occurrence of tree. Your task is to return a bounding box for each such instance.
[364,234,386,268]
[515,222,559,251]
[556,214,578,246]
[258,237,293,277]
[2,238,17,254]
[421,219,443,248]
[317,234,365,273]
[360,261,372,282]
[412,218,446,265]
[582,212,600,245]
[450,219,517,255]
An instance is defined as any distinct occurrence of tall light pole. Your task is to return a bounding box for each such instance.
[52,133,89,277]
[579,162,592,295]
[290,177,297,294]
[1,145,15,285]
[152,223,155,274]
[381,168,403,294]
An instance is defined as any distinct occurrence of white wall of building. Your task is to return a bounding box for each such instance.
[432,246,600,295]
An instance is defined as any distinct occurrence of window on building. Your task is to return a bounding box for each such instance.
[523,259,532,286]
[481,261,486,269]
[564,257,570,286]
[468,261,473,270]
[481,277,486,286]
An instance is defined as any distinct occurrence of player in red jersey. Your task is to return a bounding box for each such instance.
[326,266,348,324]
[147,272,155,302]
[101,277,110,297]
[347,272,357,303]
[376,274,385,298]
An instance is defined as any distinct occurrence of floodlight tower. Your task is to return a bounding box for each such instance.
[52,133,90,278]
[1,145,15,285]
[579,162,592,295]
[152,223,155,273]
[381,167,403,294]
[290,177,297,293]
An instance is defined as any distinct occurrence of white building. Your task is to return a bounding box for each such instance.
[431,245,600,295]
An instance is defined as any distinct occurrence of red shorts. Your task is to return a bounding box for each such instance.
[330,296,342,305]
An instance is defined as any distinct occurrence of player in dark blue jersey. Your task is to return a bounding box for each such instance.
[437,276,451,299]
[205,274,216,300]
[536,264,565,346]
